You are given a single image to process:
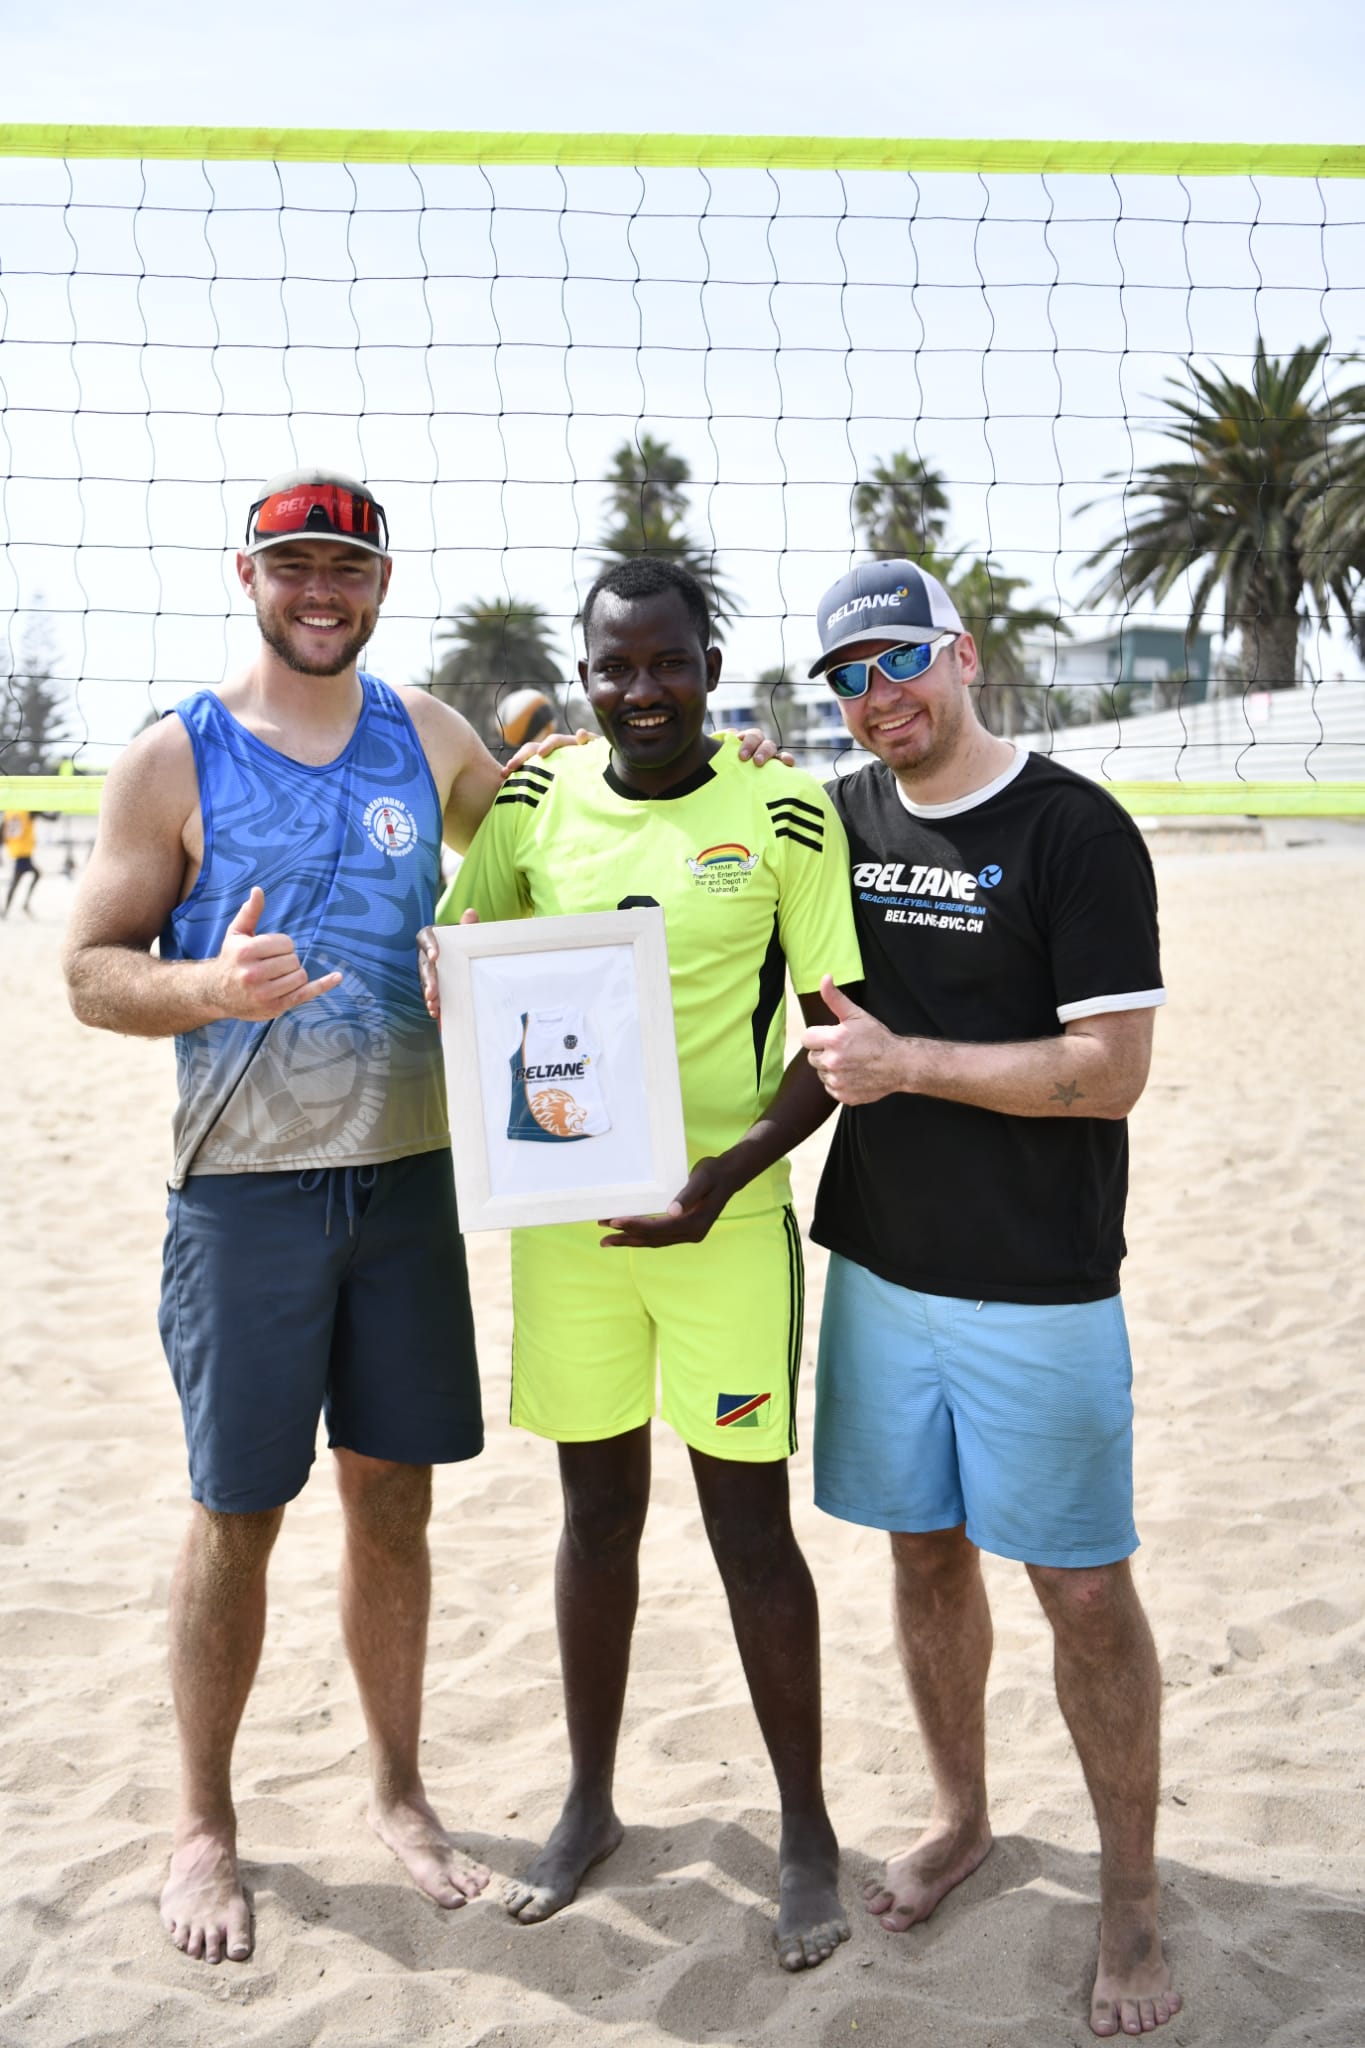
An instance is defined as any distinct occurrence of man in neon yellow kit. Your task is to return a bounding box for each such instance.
[420,558,863,1970]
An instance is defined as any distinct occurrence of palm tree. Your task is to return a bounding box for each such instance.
[947,556,1069,736]
[850,457,1067,737]
[852,452,952,561]
[602,433,692,538]
[429,598,564,753]
[1295,382,1365,650]
[594,435,738,636]
[1082,336,1365,689]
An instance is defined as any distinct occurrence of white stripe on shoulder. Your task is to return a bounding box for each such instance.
[1056,988,1167,1023]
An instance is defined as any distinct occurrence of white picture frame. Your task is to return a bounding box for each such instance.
[435,907,690,1232]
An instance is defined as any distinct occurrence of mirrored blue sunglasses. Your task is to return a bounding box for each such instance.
[825,633,958,700]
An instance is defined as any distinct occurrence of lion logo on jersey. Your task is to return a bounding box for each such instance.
[529,1087,591,1137]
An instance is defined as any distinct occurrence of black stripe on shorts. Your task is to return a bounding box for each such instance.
[781,1203,805,1457]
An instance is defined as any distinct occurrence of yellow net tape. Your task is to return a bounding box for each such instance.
[0,125,1360,178]
[5,775,1363,821]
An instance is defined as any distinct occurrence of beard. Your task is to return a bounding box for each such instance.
[858,654,969,779]
[254,596,374,678]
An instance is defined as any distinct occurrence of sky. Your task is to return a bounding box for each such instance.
[1,0,1361,754]
[1,0,1360,145]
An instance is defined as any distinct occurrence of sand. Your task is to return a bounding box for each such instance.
[2,832,1364,2047]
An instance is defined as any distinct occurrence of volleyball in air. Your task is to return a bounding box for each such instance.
[497,689,558,749]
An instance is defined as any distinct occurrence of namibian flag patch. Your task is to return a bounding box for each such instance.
[716,1391,771,1429]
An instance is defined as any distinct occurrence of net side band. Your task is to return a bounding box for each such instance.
[6,776,1363,820]
[0,126,1360,178]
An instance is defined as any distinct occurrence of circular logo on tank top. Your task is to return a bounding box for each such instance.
[362,795,418,858]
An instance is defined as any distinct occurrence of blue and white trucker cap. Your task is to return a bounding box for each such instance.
[809,560,964,677]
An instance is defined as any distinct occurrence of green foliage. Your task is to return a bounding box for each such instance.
[1039,687,1085,730]
[429,597,564,752]
[594,435,738,636]
[1,611,72,773]
[852,453,952,561]
[602,434,693,535]
[944,555,1068,735]
[1295,380,1365,645]
[1082,336,1365,687]
[851,460,1068,736]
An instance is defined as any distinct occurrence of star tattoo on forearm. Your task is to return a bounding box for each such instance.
[1050,1078,1084,1107]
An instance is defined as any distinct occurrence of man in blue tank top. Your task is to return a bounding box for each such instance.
[61,472,510,1964]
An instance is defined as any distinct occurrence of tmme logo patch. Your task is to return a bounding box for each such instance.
[362,796,418,858]
[686,843,759,895]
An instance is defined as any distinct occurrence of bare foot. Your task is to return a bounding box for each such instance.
[774,1815,850,1972]
[160,1825,252,1964]
[1090,1892,1182,2038]
[368,1791,491,1909]
[504,1798,623,1923]
[862,1816,994,1932]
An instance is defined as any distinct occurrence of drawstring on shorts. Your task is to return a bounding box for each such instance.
[297,1163,379,1238]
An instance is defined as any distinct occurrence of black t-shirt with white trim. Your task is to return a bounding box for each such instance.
[812,749,1164,1304]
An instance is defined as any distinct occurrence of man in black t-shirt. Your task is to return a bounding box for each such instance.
[799,561,1180,2041]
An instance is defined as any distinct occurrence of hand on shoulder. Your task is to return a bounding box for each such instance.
[501,729,600,778]
[723,728,794,768]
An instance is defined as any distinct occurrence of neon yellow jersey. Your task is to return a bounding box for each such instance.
[437,742,863,1219]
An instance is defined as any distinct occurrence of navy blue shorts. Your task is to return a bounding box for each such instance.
[159,1149,483,1514]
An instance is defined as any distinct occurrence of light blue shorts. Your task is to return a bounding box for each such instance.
[814,1254,1138,1569]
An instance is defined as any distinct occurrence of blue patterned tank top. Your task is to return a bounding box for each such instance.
[161,675,448,1183]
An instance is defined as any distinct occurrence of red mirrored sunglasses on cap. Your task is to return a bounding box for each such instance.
[245,483,389,555]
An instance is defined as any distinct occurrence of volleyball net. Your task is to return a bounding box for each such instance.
[1,127,1363,817]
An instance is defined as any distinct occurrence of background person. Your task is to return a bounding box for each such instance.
[799,560,1180,2040]
[3,808,42,916]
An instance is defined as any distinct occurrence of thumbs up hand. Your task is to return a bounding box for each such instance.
[211,887,343,1021]
[800,974,909,1106]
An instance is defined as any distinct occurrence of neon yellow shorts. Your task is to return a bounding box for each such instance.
[508,1205,804,1462]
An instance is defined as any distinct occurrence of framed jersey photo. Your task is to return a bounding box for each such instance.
[435,907,690,1231]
